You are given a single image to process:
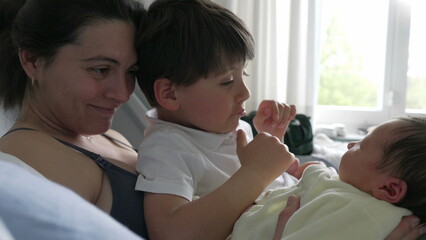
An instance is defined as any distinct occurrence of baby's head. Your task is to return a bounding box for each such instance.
[339,116,426,222]
[137,0,255,107]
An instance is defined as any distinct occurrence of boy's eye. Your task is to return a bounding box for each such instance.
[126,68,139,81]
[219,73,235,86]
[221,79,234,86]
[127,68,139,77]
[243,70,250,77]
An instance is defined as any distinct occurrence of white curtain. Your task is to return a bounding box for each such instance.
[213,0,316,117]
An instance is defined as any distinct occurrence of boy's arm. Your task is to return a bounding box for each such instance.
[253,100,296,141]
[144,130,297,240]
[144,169,265,240]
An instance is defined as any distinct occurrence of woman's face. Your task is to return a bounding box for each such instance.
[33,21,138,135]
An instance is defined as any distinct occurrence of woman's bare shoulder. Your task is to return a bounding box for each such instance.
[0,129,104,202]
[0,128,68,163]
[0,129,103,193]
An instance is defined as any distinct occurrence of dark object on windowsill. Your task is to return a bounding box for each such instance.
[241,112,313,155]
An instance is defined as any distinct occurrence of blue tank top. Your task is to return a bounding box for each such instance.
[2,128,149,239]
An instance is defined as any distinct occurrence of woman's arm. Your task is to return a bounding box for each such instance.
[385,215,425,240]
[273,195,300,240]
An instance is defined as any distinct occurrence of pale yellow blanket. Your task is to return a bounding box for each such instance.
[231,164,411,240]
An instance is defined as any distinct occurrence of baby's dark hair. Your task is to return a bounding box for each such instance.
[137,0,255,107]
[378,116,426,223]
[0,0,144,110]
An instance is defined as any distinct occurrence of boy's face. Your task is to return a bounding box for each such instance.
[173,62,250,134]
[339,120,402,193]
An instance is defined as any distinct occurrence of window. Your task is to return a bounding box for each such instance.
[406,0,426,113]
[314,0,425,132]
[318,0,388,109]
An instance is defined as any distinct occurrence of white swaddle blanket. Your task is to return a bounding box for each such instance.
[231,164,411,240]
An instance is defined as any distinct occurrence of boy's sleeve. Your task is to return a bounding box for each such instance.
[135,133,203,201]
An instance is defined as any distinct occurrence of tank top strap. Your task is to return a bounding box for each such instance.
[102,133,138,152]
[3,128,136,152]
[2,127,37,137]
[2,127,109,169]
[54,139,110,169]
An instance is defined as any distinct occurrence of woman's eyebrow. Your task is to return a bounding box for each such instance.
[82,56,120,65]
[82,57,138,69]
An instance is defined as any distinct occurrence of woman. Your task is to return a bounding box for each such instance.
[0,0,148,237]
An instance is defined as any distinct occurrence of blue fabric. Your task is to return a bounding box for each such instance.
[0,160,143,240]
[55,138,148,238]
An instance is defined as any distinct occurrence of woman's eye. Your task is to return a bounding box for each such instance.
[90,67,109,75]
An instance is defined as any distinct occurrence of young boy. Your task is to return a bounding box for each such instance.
[135,0,301,239]
[231,116,426,240]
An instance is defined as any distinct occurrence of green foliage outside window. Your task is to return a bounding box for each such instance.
[406,77,426,110]
[318,14,377,108]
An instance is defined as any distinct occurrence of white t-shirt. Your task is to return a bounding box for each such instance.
[135,109,297,201]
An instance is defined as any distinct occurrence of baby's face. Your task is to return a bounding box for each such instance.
[339,120,402,194]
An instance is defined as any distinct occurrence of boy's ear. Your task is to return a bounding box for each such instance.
[372,177,407,203]
[153,78,179,111]
[18,49,40,78]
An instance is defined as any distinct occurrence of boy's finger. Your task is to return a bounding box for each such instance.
[258,100,278,120]
[236,130,248,155]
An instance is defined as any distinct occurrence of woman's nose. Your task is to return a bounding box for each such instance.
[105,73,135,104]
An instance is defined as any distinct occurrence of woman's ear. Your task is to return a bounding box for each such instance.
[153,78,179,111]
[18,49,40,78]
[372,177,407,203]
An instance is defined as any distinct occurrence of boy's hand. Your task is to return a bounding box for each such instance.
[253,101,296,141]
[236,130,296,186]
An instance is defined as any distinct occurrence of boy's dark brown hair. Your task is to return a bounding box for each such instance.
[379,116,426,223]
[137,0,255,107]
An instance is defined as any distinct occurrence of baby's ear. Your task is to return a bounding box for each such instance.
[153,78,179,111]
[372,177,407,203]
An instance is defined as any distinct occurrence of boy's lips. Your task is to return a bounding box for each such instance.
[236,109,247,117]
